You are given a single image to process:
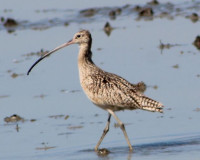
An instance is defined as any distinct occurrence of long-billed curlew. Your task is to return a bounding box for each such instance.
[27,30,164,151]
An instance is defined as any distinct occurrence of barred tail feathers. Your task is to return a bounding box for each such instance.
[140,96,163,113]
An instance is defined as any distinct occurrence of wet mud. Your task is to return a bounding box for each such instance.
[1,1,200,33]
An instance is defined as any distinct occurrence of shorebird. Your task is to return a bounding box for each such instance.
[27,30,164,151]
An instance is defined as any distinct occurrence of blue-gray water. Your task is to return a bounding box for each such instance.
[1,0,200,159]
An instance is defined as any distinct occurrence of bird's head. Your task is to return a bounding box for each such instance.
[27,30,92,75]
[72,30,92,45]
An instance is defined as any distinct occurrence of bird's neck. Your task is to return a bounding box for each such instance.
[78,43,101,85]
[78,43,94,67]
[77,42,104,89]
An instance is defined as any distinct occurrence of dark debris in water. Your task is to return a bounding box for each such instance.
[109,8,122,20]
[97,148,110,156]
[159,40,183,54]
[193,36,200,50]
[0,95,10,99]
[159,40,174,50]
[159,40,182,50]
[7,69,24,79]
[4,114,36,123]
[4,114,25,123]
[147,0,159,5]
[36,146,56,150]
[34,94,47,99]
[108,8,122,20]
[36,142,56,151]
[80,8,98,17]
[186,13,199,23]
[114,122,132,128]
[11,72,24,78]
[196,74,200,78]
[79,148,111,157]
[49,114,65,119]
[172,64,179,69]
[104,22,113,36]
[133,5,142,12]
[65,115,70,120]
[193,107,200,112]
[148,85,158,90]
[30,119,37,122]
[0,17,19,33]
[109,10,116,20]
[57,132,73,136]
[67,125,83,130]
[3,18,18,27]
[23,49,49,58]
[1,1,200,32]
[48,114,69,120]
[153,85,158,90]
[60,89,81,94]
[1,17,5,22]
[139,8,154,17]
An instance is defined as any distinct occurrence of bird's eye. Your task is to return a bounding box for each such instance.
[76,35,81,38]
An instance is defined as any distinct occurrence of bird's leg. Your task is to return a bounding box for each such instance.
[107,109,133,151]
[95,113,111,151]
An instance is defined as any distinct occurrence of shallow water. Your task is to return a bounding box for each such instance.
[1,0,200,159]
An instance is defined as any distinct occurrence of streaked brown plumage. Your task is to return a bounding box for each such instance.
[27,30,164,151]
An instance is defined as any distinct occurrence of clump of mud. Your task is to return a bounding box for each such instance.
[4,114,24,123]
[104,22,113,36]
[159,40,173,50]
[186,13,199,23]
[4,114,36,123]
[147,0,159,5]
[11,73,24,78]
[23,49,49,58]
[193,36,200,50]
[109,8,122,20]
[159,40,182,53]
[139,8,154,17]
[3,18,18,27]
[7,70,24,79]
[80,8,98,17]
[172,64,179,69]
[97,148,110,156]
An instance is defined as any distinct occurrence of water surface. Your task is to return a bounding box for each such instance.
[0,0,200,159]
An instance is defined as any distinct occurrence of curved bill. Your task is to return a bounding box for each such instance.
[27,40,74,75]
